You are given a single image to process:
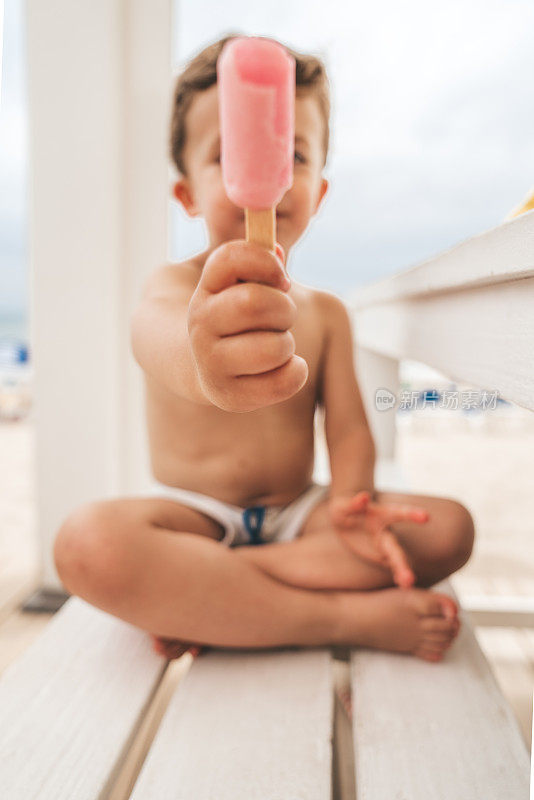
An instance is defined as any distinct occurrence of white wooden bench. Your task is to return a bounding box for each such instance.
[0,552,529,798]
[1,213,532,797]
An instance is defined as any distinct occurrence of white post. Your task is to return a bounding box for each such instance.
[530,691,533,800]
[25,0,172,608]
[354,346,399,462]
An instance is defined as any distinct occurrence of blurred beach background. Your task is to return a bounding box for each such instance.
[1,0,533,746]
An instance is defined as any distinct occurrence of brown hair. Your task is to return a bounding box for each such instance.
[170,33,331,176]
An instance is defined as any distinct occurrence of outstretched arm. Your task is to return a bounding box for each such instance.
[317,292,430,588]
[130,263,213,405]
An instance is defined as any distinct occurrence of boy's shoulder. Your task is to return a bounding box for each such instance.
[140,255,206,302]
[309,286,350,329]
[291,281,345,309]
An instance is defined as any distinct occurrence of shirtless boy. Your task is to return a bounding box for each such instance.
[53,35,474,664]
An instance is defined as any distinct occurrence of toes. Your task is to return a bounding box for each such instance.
[427,636,454,651]
[420,616,457,633]
[424,631,453,644]
[149,634,194,660]
[438,595,458,620]
[418,630,459,660]
[422,638,449,651]
[417,628,458,660]
[416,647,445,662]
[425,651,444,662]
[150,635,165,655]
[421,592,458,620]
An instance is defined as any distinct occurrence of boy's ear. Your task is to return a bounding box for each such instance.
[173,179,200,217]
[313,177,329,215]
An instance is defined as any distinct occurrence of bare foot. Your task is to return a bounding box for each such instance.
[149,634,204,660]
[149,588,459,663]
[336,586,460,662]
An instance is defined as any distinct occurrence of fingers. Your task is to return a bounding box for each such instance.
[347,491,371,511]
[231,355,309,408]
[338,492,370,521]
[214,330,296,376]
[330,492,370,529]
[336,527,391,567]
[207,281,297,337]
[200,240,290,294]
[377,529,416,588]
[335,494,429,530]
[368,499,430,527]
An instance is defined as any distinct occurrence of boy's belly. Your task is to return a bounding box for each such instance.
[152,447,316,506]
[146,392,318,507]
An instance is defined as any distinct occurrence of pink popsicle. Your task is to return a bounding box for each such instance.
[217,36,296,250]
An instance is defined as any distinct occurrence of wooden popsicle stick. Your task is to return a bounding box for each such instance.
[245,207,276,251]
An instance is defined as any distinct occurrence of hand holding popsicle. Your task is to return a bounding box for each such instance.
[187,37,307,412]
[188,241,307,411]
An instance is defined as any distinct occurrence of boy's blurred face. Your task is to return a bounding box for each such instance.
[174,83,329,259]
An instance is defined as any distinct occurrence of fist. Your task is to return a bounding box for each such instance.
[187,240,308,412]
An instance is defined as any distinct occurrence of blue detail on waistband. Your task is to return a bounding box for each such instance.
[242,506,266,545]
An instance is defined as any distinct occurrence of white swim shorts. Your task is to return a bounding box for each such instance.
[148,480,330,548]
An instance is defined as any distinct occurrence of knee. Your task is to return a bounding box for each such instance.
[53,501,132,603]
[437,499,475,570]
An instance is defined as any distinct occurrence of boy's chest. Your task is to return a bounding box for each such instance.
[289,295,326,396]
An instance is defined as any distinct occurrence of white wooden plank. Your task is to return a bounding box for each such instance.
[352,276,534,411]
[348,209,534,308]
[130,648,334,799]
[349,579,530,799]
[0,597,169,799]
[462,595,534,628]
[355,348,399,461]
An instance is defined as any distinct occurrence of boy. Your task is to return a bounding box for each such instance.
[54,35,474,663]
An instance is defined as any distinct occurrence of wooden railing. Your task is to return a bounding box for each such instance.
[346,208,534,627]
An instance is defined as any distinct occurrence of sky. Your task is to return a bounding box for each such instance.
[1,0,533,321]
[170,0,534,291]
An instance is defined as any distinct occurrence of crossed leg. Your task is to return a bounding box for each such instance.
[53,490,472,663]
[148,488,473,659]
[236,489,475,592]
